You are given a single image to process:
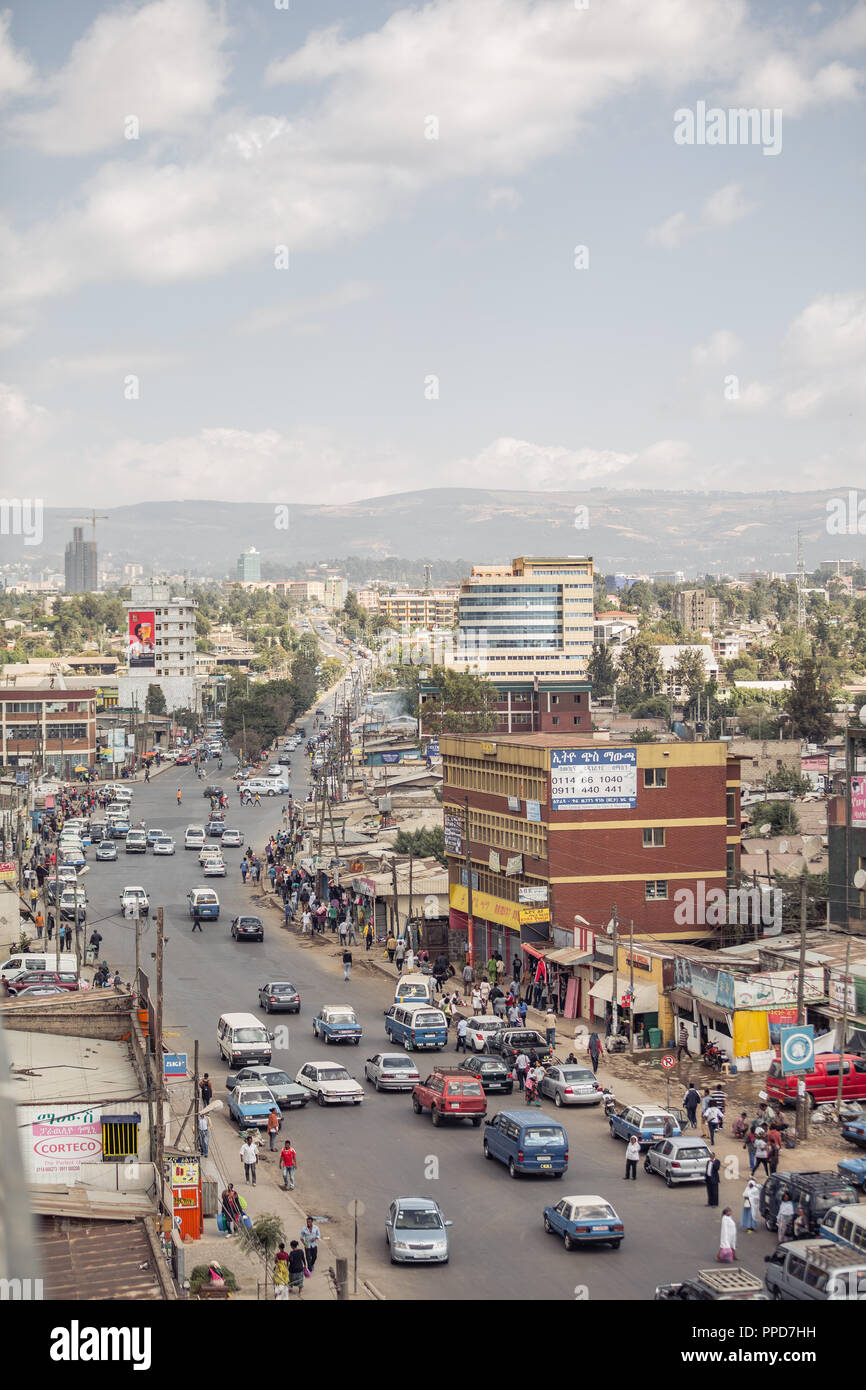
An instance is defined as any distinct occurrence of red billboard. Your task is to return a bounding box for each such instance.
[127,610,155,668]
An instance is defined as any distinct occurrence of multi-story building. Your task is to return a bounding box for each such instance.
[656,644,720,697]
[289,581,326,604]
[354,589,381,612]
[454,556,594,680]
[64,527,97,593]
[323,576,348,610]
[380,589,459,629]
[419,674,591,737]
[236,548,261,582]
[0,688,97,775]
[441,733,741,1015]
[118,584,199,713]
[671,589,720,631]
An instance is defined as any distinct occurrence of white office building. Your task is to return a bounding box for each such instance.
[453,555,595,679]
[119,584,201,713]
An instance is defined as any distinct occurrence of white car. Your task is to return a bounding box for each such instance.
[266,765,285,778]
[199,844,220,865]
[185,826,206,849]
[202,855,226,877]
[108,787,134,803]
[294,1062,364,1106]
[153,836,175,855]
[364,1053,421,1092]
[119,885,149,918]
[466,1016,505,1052]
[241,779,281,797]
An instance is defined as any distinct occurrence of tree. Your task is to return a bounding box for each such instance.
[393,826,446,866]
[764,767,813,797]
[587,644,617,698]
[616,637,664,698]
[144,683,167,715]
[670,648,707,699]
[747,800,799,834]
[786,659,835,742]
[420,666,497,734]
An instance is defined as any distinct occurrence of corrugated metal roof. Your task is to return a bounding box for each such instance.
[35,1216,166,1300]
[7,1032,140,1107]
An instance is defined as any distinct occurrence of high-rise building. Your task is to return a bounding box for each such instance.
[454,556,594,678]
[118,583,199,713]
[64,527,98,592]
[672,589,720,630]
[379,589,458,628]
[237,548,261,582]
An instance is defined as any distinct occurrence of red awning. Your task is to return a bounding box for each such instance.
[522,944,545,960]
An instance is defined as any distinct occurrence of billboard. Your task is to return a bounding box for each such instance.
[127,610,155,668]
[852,775,866,829]
[550,747,637,811]
[23,1105,103,1183]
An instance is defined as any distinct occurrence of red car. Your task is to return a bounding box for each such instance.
[7,970,79,996]
[767,1053,866,1108]
[176,753,191,766]
[412,1069,487,1127]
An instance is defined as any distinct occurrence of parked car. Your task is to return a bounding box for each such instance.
[458,1056,514,1094]
[767,1053,866,1109]
[188,887,220,922]
[221,828,242,848]
[655,1268,767,1301]
[365,1053,420,1092]
[543,1194,624,1250]
[763,1238,866,1301]
[313,1005,363,1045]
[225,1065,309,1109]
[759,1171,860,1236]
[58,888,88,921]
[483,1111,568,1177]
[7,970,79,996]
[385,1197,452,1265]
[609,1104,680,1149]
[258,980,300,1013]
[11,984,67,997]
[842,1116,866,1150]
[231,915,264,942]
[294,1061,364,1106]
[119,886,149,918]
[58,841,86,868]
[488,1029,553,1066]
[464,1016,504,1053]
[153,836,175,856]
[227,1081,283,1131]
[95,840,117,861]
[412,1069,487,1126]
[838,1157,866,1191]
[539,1065,601,1107]
[644,1135,712,1186]
[108,817,130,839]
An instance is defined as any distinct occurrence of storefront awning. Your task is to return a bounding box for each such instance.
[669,989,695,1012]
[522,944,547,961]
[547,948,593,967]
[695,1000,731,1024]
[589,975,658,1013]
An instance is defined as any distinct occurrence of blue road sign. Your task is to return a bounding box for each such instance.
[779,1025,814,1076]
[163,1053,188,1077]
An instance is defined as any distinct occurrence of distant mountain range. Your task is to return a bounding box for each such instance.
[2,487,863,579]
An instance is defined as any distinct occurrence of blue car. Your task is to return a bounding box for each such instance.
[609,1104,680,1149]
[543,1193,625,1250]
[227,1081,283,1131]
[838,1157,866,1190]
[313,1005,363,1045]
[145,827,166,847]
[842,1117,866,1149]
[108,819,130,838]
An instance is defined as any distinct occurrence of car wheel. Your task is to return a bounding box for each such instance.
[373,1077,380,1091]
[472,1116,482,1127]
[317,1091,326,1107]
[324,1033,330,1045]
[483,1141,492,1160]
[665,1171,674,1188]
[644,1158,653,1174]
[508,1159,518,1180]
[544,1214,553,1233]
[609,1240,622,1250]
[564,1232,575,1251]
[772,1287,783,1301]
[431,1106,441,1127]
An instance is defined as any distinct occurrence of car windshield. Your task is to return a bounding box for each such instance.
[99,841,113,848]
[397,984,427,998]
[642,1115,670,1128]
[479,1061,503,1071]
[395,1210,442,1230]
[270,984,296,993]
[474,1019,500,1030]
[573,1204,616,1221]
[383,1057,412,1068]
[235,1029,268,1043]
[321,1068,350,1081]
[523,1127,566,1146]
[264,1073,291,1086]
[239,1089,273,1105]
[677,1144,711,1159]
[559,1068,596,1082]
[156,839,172,846]
[197,893,218,903]
[457,1081,483,1096]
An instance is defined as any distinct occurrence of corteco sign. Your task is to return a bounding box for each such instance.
[24,1106,103,1183]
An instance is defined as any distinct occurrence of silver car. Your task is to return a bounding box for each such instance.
[386,1197,452,1264]
[643,1135,712,1186]
[540,1065,602,1107]
[153,836,175,855]
[365,1052,421,1092]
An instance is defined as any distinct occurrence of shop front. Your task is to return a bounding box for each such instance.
[589,972,660,1045]
[448,883,545,968]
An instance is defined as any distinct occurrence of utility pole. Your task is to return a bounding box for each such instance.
[836,935,852,1114]
[628,918,635,1053]
[155,906,166,1212]
[610,905,619,1036]
[795,869,810,1141]
[390,854,400,941]
[408,852,414,951]
[464,795,474,966]
[193,1039,200,1155]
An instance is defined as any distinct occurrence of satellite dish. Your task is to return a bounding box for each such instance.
[605,918,615,935]
[859,704,866,727]
[759,823,772,836]
[778,840,789,855]
[854,869,866,891]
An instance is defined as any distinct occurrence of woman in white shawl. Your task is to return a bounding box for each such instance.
[741,1178,760,1232]
[718,1207,738,1262]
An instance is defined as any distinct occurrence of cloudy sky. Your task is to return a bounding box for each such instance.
[1,0,864,506]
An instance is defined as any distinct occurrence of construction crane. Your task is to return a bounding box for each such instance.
[68,510,109,542]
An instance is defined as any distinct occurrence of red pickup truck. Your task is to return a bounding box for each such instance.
[412,1069,487,1127]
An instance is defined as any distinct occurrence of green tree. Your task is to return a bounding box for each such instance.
[617,636,664,697]
[144,683,167,715]
[587,643,617,698]
[670,648,707,699]
[747,800,799,834]
[786,659,835,741]
[393,826,447,866]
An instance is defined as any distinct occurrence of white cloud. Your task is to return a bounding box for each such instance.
[648,210,691,249]
[0,9,34,104]
[0,381,48,438]
[780,292,866,416]
[7,0,230,155]
[701,182,754,227]
[729,54,862,116]
[42,349,185,379]
[485,186,522,212]
[692,330,743,366]
[453,437,636,490]
[237,281,375,336]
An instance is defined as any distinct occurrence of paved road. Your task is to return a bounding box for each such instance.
[81,725,777,1301]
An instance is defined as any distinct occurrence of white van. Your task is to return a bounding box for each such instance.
[394,973,435,1007]
[217,1012,273,1067]
[1,952,78,983]
[820,1204,866,1256]
[764,1238,866,1300]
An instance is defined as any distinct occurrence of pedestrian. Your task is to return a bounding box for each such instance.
[752,1132,771,1176]
[471,983,483,1014]
[462,960,474,990]
[624,1134,640,1181]
[487,954,497,987]
[342,947,352,982]
[767,1124,782,1174]
[267,1107,281,1151]
[286,1240,307,1296]
[455,1016,468,1052]
[301,909,312,935]
[240,1135,258,1186]
[200,1073,213,1108]
[587,1031,602,1075]
[395,939,405,972]
[34,911,43,940]
[338,918,348,946]
[88,928,103,965]
[732,1110,749,1139]
[743,1126,758,1175]
[717,1208,738,1263]
[46,912,55,943]
[777,1191,796,1244]
[221,1184,242,1235]
[364,922,373,952]
[514,1050,529,1091]
[517,999,528,1026]
[545,1005,557,1050]
[676,1022,689,1061]
[386,932,396,964]
[700,1089,712,1138]
[741,1178,760,1233]
[705,1151,721,1207]
[300,1216,321,1272]
[706,1101,723,1145]
[279,1139,297,1191]
[198,1113,210,1157]
[274,1243,291,1300]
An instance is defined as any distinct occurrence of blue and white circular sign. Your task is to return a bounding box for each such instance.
[779,1025,814,1075]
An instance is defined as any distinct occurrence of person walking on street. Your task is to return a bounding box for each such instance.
[198,1113,210,1157]
[267,1107,281,1151]
[706,1101,723,1145]
[676,1023,689,1062]
[240,1136,258,1186]
[700,1089,712,1138]
[300,1216,321,1272]
[752,1132,771,1177]
[394,938,405,973]
[777,1192,796,1244]
[587,1032,602,1075]
[717,1208,738,1263]
[624,1135,640,1180]
[462,960,474,991]
[741,1178,760,1233]
[545,1006,557,1051]
[200,1073,213,1108]
[342,947,353,982]
[705,1152,721,1207]
[364,922,373,952]
[287,1241,307,1296]
[274,1244,291,1300]
[455,1016,468,1052]
[514,1049,529,1091]
[221,1184,242,1235]
[386,932,396,964]
[279,1139,296,1190]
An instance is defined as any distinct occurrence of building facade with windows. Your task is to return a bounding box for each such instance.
[671,589,720,631]
[118,585,200,714]
[0,688,97,774]
[453,556,595,679]
[379,589,459,629]
[236,548,262,582]
[64,527,98,593]
[441,733,741,991]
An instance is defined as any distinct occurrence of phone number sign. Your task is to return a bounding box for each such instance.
[550,748,637,811]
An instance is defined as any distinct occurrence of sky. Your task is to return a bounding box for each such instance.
[0,0,864,507]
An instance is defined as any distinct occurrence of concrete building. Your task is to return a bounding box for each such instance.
[64,527,97,593]
[323,575,348,610]
[454,556,594,680]
[289,580,326,604]
[656,644,720,696]
[671,588,720,631]
[354,588,381,612]
[419,674,591,736]
[236,548,261,582]
[119,584,199,714]
[0,688,97,775]
[380,590,459,629]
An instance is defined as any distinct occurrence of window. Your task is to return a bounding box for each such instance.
[642,828,665,847]
[644,768,667,788]
[726,791,737,824]
[101,1113,141,1160]
[551,717,559,726]
[645,880,668,900]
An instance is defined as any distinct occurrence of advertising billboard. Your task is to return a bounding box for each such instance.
[550,747,637,811]
[127,610,156,668]
[852,775,866,829]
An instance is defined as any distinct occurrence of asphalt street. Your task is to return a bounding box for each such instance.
[81,721,778,1301]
